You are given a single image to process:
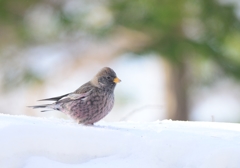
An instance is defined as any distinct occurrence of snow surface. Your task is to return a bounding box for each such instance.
[0,114,240,168]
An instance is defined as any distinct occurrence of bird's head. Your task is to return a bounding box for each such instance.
[91,67,121,90]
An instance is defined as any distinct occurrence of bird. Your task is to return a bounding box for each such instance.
[29,67,121,125]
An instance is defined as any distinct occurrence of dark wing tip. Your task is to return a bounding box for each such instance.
[27,104,48,109]
[38,93,70,102]
[27,106,34,108]
[38,98,56,101]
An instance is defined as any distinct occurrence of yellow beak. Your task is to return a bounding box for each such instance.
[113,77,121,83]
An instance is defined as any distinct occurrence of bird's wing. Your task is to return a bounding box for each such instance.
[38,93,71,101]
[56,88,93,104]
[38,91,92,102]
[38,82,94,102]
[74,81,94,94]
[67,91,92,100]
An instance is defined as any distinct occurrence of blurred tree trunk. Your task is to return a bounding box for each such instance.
[164,59,189,120]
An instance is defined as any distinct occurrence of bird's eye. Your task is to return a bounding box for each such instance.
[107,76,111,80]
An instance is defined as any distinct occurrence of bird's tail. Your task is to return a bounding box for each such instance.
[28,104,59,112]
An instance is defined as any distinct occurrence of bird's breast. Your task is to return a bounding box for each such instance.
[93,91,114,112]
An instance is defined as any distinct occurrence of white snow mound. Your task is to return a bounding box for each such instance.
[0,113,240,168]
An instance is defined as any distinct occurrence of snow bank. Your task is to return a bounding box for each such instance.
[0,114,240,168]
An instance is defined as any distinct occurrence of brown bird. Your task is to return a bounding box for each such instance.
[30,67,121,125]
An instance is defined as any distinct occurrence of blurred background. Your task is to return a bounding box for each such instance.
[1,0,240,123]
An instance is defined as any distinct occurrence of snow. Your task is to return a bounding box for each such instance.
[0,114,240,168]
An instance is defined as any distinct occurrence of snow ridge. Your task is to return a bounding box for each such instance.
[0,114,240,168]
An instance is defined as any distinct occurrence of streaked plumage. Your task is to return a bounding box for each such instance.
[29,67,121,125]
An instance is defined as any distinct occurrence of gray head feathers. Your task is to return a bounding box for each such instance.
[90,67,120,88]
